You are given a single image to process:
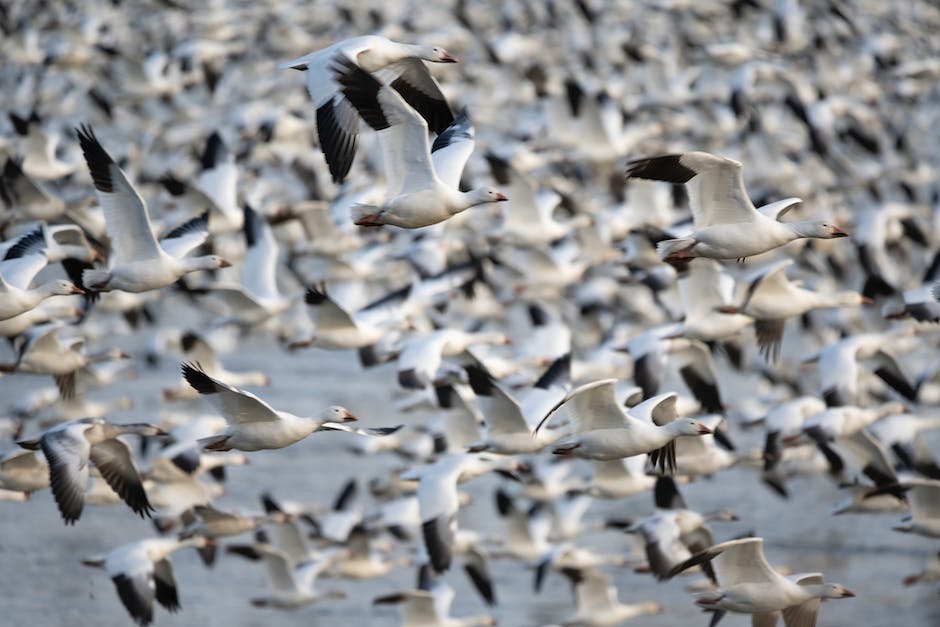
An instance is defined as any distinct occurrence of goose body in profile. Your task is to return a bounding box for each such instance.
[625,151,848,262]
[181,363,398,451]
[75,126,230,293]
[333,59,506,228]
[280,35,457,183]
[17,417,163,524]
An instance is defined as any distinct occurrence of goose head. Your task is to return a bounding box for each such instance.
[119,422,168,437]
[820,583,855,598]
[321,406,357,423]
[463,187,508,209]
[417,45,459,63]
[675,418,713,436]
[44,279,85,296]
[184,255,232,271]
[794,221,849,239]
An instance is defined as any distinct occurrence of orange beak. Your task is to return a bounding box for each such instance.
[495,193,508,201]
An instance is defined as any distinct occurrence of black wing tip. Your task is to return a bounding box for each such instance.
[162,211,208,241]
[304,285,327,305]
[315,101,358,184]
[159,174,187,196]
[625,154,697,184]
[181,362,218,394]
[243,204,261,247]
[202,131,228,170]
[75,123,115,193]
[3,224,44,260]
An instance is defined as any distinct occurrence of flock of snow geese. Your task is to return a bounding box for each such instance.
[2,1,940,626]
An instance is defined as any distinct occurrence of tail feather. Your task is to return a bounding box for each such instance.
[656,238,695,260]
[82,268,112,291]
[351,204,383,226]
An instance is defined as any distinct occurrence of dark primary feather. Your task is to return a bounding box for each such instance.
[679,364,723,413]
[332,56,391,131]
[153,560,181,612]
[431,109,472,153]
[76,124,115,193]
[316,98,359,184]
[243,205,262,248]
[625,154,698,184]
[181,363,220,395]
[112,573,155,626]
[3,224,44,260]
[333,479,358,511]
[162,211,208,241]
[201,131,229,170]
[534,353,571,390]
[654,476,687,509]
[391,74,453,135]
[9,112,32,135]
[423,515,454,572]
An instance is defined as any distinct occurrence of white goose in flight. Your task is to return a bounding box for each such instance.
[667,537,855,625]
[181,362,400,451]
[75,125,231,292]
[17,417,163,524]
[280,35,457,183]
[82,535,211,626]
[625,151,848,262]
[332,58,507,228]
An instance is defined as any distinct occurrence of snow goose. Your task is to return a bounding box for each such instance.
[808,427,905,499]
[373,567,496,627]
[74,125,231,292]
[626,477,736,581]
[2,222,101,264]
[762,396,827,476]
[0,248,83,321]
[584,456,656,499]
[17,417,163,524]
[868,412,940,479]
[484,153,586,245]
[464,367,567,455]
[619,324,725,414]
[226,539,342,609]
[162,330,270,400]
[0,449,49,495]
[557,566,663,626]
[396,328,511,390]
[672,259,752,350]
[181,362,400,451]
[205,205,292,327]
[327,524,410,580]
[624,151,848,262]
[158,133,241,235]
[408,453,522,573]
[0,156,67,221]
[81,535,211,626]
[280,35,457,183]
[288,285,390,350]
[196,131,241,234]
[667,537,854,624]
[722,259,870,361]
[182,504,283,542]
[8,111,79,180]
[802,331,919,406]
[537,383,711,470]
[891,480,940,538]
[1,323,127,398]
[332,58,507,228]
